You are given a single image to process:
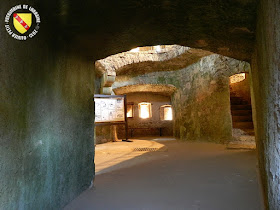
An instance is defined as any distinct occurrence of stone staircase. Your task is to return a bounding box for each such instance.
[228,93,256,149]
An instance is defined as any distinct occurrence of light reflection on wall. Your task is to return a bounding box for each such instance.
[230,73,246,84]
[138,102,152,119]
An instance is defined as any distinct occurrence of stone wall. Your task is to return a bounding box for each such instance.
[0,1,95,209]
[113,54,250,143]
[251,0,280,208]
[117,93,173,138]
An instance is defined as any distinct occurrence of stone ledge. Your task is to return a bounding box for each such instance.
[227,141,256,150]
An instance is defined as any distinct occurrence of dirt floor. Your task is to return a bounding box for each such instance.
[65,137,264,210]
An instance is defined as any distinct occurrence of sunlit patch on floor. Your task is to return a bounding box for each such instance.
[95,138,167,175]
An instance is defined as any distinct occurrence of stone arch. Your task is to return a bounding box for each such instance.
[112,54,250,90]
[110,53,251,143]
[95,45,212,76]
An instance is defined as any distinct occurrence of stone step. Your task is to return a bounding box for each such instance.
[230,100,248,105]
[231,110,252,116]
[240,135,255,141]
[233,122,254,129]
[232,115,253,122]
[231,104,252,110]
[242,129,255,136]
[230,96,243,100]
[230,96,247,102]
[233,128,255,136]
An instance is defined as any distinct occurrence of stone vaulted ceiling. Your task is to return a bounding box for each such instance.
[48,0,257,61]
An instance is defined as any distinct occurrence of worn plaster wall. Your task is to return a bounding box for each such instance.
[251,0,280,208]
[0,2,95,209]
[117,93,173,138]
[113,54,250,143]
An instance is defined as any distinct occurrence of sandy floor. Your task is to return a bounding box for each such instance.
[65,137,264,210]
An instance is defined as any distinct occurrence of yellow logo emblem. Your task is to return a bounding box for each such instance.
[13,13,32,34]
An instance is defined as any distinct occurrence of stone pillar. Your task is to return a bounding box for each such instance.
[100,87,112,95]
[251,0,280,208]
[111,125,119,142]
[100,72,119,142]
[101,73,116,87]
